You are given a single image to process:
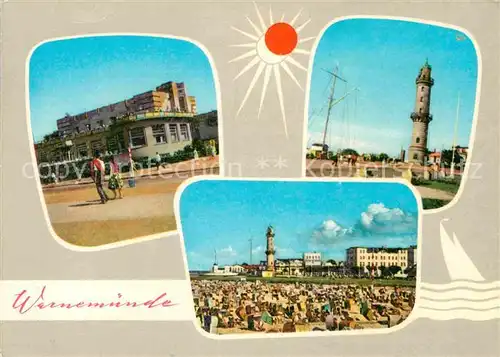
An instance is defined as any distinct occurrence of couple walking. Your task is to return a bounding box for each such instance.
[90,151,124,204]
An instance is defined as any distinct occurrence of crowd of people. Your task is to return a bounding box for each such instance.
[192,279,415,335]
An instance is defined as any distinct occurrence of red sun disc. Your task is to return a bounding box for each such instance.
[264,23,298,56]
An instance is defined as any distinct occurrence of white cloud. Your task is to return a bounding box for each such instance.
[309,203,417,248]
[355,203,417,235]
[310,219,353,247]
[318,219,351,238]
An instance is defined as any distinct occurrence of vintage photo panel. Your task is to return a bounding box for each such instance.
[305,19,479,211]
[177,178,420,336]
[29,35,220,247]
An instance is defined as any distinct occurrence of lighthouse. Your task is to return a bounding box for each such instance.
[408,59,434,165]
[262,225,276,278]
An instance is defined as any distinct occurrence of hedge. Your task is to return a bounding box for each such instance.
[38,139,217,184]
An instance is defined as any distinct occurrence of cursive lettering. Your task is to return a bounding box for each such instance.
[11,286,177,315]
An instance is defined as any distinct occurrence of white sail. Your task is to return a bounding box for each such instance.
[439,219,485,282]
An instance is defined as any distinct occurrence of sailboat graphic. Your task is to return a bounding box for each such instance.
[416,221,500,321]
[439,219,484,282]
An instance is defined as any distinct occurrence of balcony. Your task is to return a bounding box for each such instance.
[410,112,433,123]
[415,77,435,86]
[115,110,195,124]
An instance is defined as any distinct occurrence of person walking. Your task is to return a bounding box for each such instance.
[90,151,109,204]
[209,142,217,160]
[108,156,124,199]
[155,152,162,170]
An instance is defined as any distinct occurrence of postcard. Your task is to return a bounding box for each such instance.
[0,1,498,357]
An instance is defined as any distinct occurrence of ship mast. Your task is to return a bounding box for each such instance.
[321,66,346,154]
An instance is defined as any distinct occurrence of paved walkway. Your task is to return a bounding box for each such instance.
[47,193,175,223]
[415,186,455,201]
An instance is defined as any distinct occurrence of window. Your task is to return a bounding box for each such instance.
[420,97,423,102]
[421,86,424,92]
[91,140,104,152]
[416,137,420,144]
[180,123,189,141]
[169,124,179,142]
[130,127,146,147]
[413,153,418,160]
[152,124,166,144]
[76,143,88,157]
[419,108,422,113]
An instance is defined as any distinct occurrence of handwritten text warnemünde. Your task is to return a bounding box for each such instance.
[12,286,177,314]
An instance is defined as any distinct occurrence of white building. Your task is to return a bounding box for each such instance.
[303,252,322,267]
[223,265,246,274]
[346,247,411,269]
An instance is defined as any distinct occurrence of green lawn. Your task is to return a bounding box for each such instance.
[190,275,416,287]
[422,198,451,210]
[424,180,460,194]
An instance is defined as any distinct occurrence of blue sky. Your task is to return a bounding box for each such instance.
[29,36,217,141]
[308,19,478,156]
[179,180,418,271]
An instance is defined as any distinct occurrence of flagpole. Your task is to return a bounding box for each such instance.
[450,92,460,177]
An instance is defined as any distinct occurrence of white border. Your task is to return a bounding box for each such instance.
[300,16,482,216]
[173,175,424,340]
[25,33,225,252]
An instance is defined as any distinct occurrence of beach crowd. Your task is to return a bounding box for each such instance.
[192,279,416,334]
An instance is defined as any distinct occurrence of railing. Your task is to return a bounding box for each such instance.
[125,111,195,121]
[410,112,433,122]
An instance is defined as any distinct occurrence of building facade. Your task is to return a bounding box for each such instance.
[192,110,218,140]
[303,252,322,267]
[36,112,196,163]
[428,151,441,165]
[271,259,304,276]
[407,245,418,267]
[223,265,246,274]
[346,247,411,269]
[408,60,434,165]
[56,81,197,137]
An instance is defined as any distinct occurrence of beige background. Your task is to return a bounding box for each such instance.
[1,0,499,356]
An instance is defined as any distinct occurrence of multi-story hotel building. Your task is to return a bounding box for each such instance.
[345,246,416,269]
[55,81,197,137]
[35,81,218,163]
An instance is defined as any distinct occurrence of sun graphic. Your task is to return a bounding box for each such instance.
[230,4,314,137]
